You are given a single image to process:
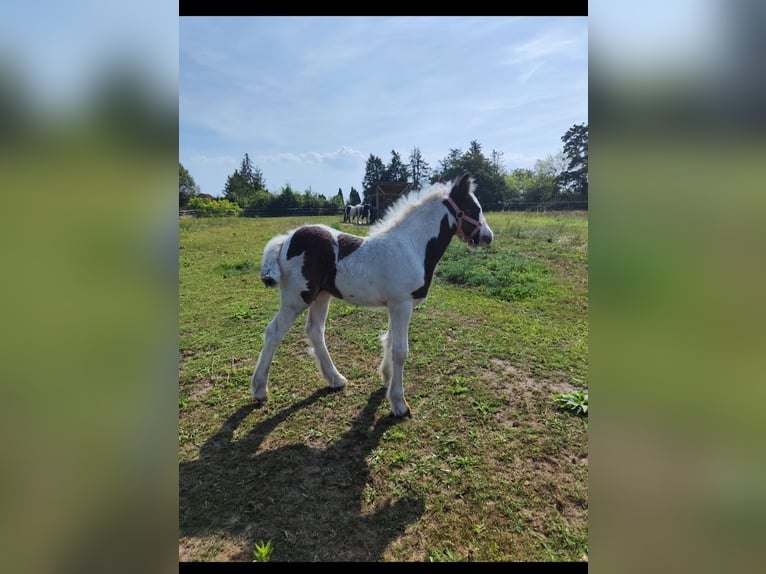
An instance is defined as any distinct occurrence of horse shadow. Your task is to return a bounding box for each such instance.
[179,388,425,561]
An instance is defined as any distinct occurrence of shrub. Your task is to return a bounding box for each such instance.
[187,196,242,217]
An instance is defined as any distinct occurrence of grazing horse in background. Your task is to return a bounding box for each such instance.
[252,173,493,417]
[346,204,366,224]
[367,204,378,225]
[343,205,352,223]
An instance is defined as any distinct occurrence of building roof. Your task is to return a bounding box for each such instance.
[370,181,410,196]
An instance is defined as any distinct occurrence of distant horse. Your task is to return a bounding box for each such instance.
[345,204,366,224]
[252,173,493,417]
[367,204,378,225]
[343,204,352,223]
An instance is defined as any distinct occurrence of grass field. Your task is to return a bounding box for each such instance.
[178,211,588,562]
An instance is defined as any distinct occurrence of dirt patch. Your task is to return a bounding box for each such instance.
[189,377,214,400]
[479,358,579,425]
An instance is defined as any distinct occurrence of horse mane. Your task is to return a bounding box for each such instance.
[368,181,454,237]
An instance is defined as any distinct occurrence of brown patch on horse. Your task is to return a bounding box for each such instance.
[337,233,364,260]
[286,226,343,303]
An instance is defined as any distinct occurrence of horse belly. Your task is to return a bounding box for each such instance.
[334,263,421,308]
[334,273,387,307]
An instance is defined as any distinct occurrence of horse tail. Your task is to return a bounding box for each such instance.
[260,233,288,287]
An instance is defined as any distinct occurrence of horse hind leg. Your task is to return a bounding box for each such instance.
[306,291,347,389]
[251,293,305,401]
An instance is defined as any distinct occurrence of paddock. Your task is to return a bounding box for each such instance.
[179,209,589,561]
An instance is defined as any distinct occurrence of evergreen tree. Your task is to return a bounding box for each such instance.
[272,183,299,210]
[223,170,249,208]
[223,153,268,208]
[408,147,431,192]
[434,142,507,207]
[237,153,266,191]
[362,154,386,192]
[349,187,361,205]
[383,150,409,183]
[560,123,588,202]
[437,148,463,181]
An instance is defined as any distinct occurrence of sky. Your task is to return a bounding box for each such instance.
[0,1,178,112]
[179,16,588,200]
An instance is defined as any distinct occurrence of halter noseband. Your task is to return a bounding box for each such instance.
[444,195,482,242]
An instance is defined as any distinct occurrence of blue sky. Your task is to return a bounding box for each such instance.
[180,16,588,199]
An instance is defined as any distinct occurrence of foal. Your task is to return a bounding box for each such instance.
[251,173,493,417]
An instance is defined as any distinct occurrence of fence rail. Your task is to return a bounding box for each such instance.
[179,200,588,218]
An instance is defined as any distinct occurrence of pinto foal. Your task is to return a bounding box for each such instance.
[251,173,493,417]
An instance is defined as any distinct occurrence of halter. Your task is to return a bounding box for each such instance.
[444,195,482,242]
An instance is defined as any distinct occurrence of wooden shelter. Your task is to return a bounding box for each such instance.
[364,181,411,220]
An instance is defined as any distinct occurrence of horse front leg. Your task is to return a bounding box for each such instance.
[306,291,347,389]
[384,301,413,418]
[251,294,305,401]
[379,329,393,389]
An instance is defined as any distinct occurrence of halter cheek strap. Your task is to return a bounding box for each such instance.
[444,195,482,242]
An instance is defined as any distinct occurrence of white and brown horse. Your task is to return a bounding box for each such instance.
[344,203,368,224]
[252,173,493,417]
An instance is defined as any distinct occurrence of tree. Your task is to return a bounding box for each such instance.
[436,148,463,181]
[223,153,268,208]
[383,150,409,183]
[272,183,300,211]
[362,154,386,192]
[560,123,588,202]
[335,188,345,207]
[434,142,508,208]
[505,168,535,205]
[408,147,431,192]
[179,163,200,207]
[349,187,361,205]
[238,153,266,192]
[222,170,249,208]
[522,154,566,206]
[490,150,506,177]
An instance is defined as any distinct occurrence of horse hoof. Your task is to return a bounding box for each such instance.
[251,384,268,402]
[391,403,411,418]
[329,375,347,389]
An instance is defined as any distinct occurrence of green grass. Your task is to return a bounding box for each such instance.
[179,211,588,562]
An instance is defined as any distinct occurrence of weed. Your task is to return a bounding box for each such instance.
[252,539,273,562]
[552,390,588,416]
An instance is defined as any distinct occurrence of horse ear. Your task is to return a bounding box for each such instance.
[451,173,472,198]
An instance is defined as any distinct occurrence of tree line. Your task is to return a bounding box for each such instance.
[179,123,587,215]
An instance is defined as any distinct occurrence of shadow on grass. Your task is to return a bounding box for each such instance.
[179,387,424,561]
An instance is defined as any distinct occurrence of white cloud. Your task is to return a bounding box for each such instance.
[255,146,365,170]
[189,154,237,169]
[503,30,584,66]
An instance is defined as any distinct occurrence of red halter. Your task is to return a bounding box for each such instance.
[444,195,482,242]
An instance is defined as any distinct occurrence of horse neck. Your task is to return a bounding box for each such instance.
[371,195,453,251]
